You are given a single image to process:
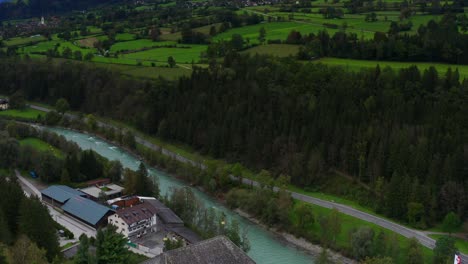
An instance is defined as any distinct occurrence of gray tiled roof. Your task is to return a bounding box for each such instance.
[141,236,256,264]
[168,226,201,244]
[144,199,184,225]
[41,185,86,203]
[62,196,114,226]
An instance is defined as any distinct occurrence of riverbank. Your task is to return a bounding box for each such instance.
[235,209,356,264]
[49,125,354,263]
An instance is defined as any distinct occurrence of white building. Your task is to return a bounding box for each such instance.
[108,203,157,238]
[0,99,9,111]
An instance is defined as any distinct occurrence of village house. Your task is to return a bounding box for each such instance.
[0,99,9,111]
[108,202,158,238]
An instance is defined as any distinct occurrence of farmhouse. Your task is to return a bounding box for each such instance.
[108,202,158,238]
[41,185,115,228]
[140,236,256,264]
[0,99,9,111]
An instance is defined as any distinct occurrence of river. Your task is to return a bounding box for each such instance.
[46,127,315,264]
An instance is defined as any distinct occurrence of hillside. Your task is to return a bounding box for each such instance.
[0,0,123,20]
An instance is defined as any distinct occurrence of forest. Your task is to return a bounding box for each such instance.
[0,54,466,229]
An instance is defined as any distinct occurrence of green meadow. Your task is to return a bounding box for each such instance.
[0,108,44,120]
[19,138,63,158]
[242,44,300,57]
[290,201,434,264]
[315,57,468,78]
[121,45,207,63]
[213,21,375,43]
[110,39,177,52]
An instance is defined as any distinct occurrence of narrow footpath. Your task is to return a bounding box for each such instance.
[28,104,468,262]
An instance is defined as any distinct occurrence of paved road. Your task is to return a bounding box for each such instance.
[28,104,468,262]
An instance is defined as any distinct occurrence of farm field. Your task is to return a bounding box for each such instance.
[90,62,193,80]
[213,21,375,43]
[19,138,63,158]
[3,35,46,46]
[110,39,177,52]
[0,108,44,120]
[315,57,468,78]
[160,23,222,41]
[121,44,207,63]
[242,44,300,57]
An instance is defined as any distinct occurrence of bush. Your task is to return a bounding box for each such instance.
[323,23,339,29]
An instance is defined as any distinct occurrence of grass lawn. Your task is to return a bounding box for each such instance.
[315,57,468,78]
[19,138,64,158]
[0,108,44,120]
[60,242,77,250]
[428,234,468,254]
[242,44,300,57]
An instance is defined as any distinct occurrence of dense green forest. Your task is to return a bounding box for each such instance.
[0,56,466,228]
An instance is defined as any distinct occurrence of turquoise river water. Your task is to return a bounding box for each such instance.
[47,127,314,264]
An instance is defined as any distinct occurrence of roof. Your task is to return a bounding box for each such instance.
[85,178,111,186]
[115,203,157,225]
[41,185,85,203]
[144,199,184,225]
[0,99,8,104]
[80,184,124,198]
[169,226,202,244]
[61,196,114,226]
[141,236,255,264]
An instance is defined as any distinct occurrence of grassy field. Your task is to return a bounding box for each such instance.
[428,234,468,254]
[110,40,177,53]
[161,23,222,41]
[290,200,434,264]
[242,44,300,57]
[121,45,207,63]
[4,35,47,46]
[315,57,468,78]
[213,21,375,44]
[0,108,44,120]
[19,138,63,158]
[264,11,441,35]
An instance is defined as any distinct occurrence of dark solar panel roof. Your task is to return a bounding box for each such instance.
[41,185,85,203]
[62,196,114,226]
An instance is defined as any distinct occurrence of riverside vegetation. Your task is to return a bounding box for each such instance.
[1,53,466,262]
[0,0,467,263]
